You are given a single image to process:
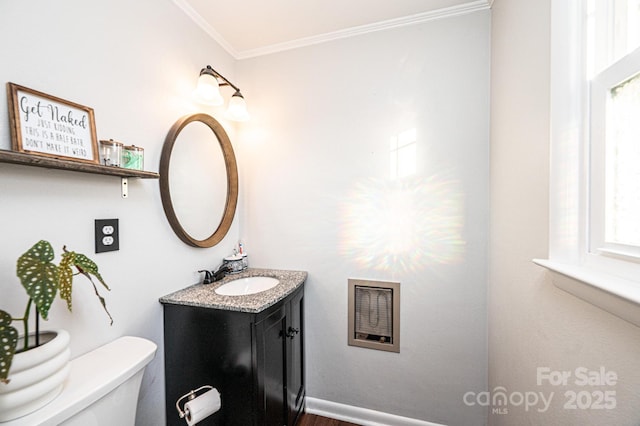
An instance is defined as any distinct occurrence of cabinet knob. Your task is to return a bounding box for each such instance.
[285,327,300,339]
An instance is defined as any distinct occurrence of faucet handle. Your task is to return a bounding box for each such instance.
[212,264,231,282]
[198,270,215,284]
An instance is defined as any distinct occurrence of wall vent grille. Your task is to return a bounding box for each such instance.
[348,279,400,353]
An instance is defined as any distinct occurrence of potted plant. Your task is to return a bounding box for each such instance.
[0,240,111,421]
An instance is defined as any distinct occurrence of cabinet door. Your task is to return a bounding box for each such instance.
[286,288,305,426]
[163,305,255,426]
[255,304,287,426]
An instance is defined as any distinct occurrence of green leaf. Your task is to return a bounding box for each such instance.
[73,253,110,291]
[72,252,113,325]
[16,241,59,320]
[58,251,75,312]
[0,310,18,384]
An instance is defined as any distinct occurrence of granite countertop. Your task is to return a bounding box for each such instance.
[159,268,307,313]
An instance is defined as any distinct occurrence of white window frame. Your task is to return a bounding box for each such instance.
[590,49,640,260]
[535,0,640,327]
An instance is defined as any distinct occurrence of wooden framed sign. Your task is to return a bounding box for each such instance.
[6,83,99,164]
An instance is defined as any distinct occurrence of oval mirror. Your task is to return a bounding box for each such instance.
[160,113,238,248]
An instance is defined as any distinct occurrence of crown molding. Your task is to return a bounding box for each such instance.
[237,0,491,59]
[172,0,239,58]
[174,0,491,60]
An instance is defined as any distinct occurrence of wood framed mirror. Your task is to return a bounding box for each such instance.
[159,113,238,248]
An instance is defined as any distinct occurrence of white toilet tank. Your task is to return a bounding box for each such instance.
[3,336,157,426]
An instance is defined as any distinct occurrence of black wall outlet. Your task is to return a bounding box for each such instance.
[95,219,119,253]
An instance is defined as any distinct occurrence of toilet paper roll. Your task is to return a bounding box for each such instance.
[185,388,221,425]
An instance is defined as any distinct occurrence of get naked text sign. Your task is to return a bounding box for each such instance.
[7,83,99,164]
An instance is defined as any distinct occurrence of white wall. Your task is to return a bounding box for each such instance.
[238,11,490,426]
[0,1,241,425]
[489,0,640,425]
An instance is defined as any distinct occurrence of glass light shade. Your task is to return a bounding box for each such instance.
[225,91,250,122]
[195,72,224,106]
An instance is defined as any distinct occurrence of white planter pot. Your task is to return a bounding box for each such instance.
[0,329,71,422]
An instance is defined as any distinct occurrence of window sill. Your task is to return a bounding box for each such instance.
[533,259,640,327]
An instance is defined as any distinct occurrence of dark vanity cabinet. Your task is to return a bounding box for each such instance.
[162,284,305,426]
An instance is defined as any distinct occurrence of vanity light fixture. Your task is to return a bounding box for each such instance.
[195,65,250,122]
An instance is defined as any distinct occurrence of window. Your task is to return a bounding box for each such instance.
[538,0,640,326]
[588,0,640,260]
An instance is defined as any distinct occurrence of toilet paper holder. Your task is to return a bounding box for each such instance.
[175,385,214,420]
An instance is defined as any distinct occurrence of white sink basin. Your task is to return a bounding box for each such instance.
[215,276,280,296]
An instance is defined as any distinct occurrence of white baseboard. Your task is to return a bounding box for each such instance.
[305,397,447,426]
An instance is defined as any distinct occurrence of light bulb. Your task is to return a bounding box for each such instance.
[225,91,250,122]
[195,70,223,106]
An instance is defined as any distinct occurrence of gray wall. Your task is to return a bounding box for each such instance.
[237,11,491,426]
[1,3,493,425]
[0,1,241,425]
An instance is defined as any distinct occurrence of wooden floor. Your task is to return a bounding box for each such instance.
[298,413,360,426]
